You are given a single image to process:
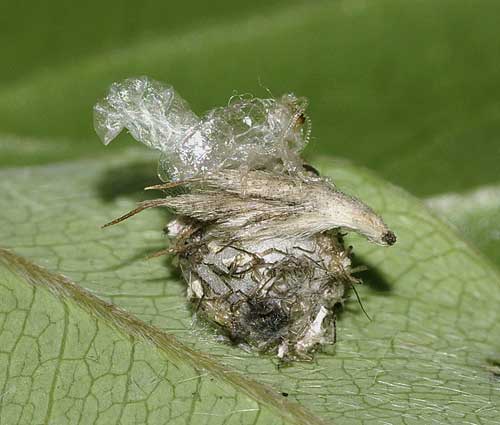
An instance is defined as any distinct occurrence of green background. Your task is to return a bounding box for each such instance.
[1,0,499,263]
[1,1,500,423]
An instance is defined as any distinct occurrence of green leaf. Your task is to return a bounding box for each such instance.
[426,185,500,267]
[0,249,316,425]
[1,0,499,421]
[1,151,499,424]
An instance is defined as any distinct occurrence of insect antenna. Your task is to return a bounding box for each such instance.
[101,198,170,228]
[351,284,372,322]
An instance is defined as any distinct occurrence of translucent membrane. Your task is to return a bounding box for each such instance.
[94,77,311,181]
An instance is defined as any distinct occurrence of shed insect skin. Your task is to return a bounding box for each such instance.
[109,168,396,248]
[101,168,395,360]
[94,77,398,360]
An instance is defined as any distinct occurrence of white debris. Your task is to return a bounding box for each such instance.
[166,218,187,237]
[295,306,329,353]
[187,278,204,300]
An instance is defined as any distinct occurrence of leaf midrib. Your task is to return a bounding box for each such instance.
[0,247,327,425]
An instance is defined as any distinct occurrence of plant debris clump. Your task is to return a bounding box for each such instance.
[176,224,353,358]
[94,76,396,360]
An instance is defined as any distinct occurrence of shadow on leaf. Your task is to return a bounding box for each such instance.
[352,256,392,293]
[96,159,161,202]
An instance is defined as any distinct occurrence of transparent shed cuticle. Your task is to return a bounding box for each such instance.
[94,76,396,361]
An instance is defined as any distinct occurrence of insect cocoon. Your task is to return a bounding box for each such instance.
[94,76,396,360]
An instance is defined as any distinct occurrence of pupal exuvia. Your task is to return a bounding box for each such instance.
[94,76,396,360]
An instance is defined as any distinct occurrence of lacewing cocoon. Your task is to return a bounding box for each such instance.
[94,76,396,360]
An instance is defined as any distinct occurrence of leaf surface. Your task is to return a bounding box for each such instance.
[1,152,499,424]
[0,248,320,425]
[426,185,500,266]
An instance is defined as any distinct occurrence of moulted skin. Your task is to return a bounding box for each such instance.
[105,167,395,360]
[175,222,353,359]
[94,76,396,360]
